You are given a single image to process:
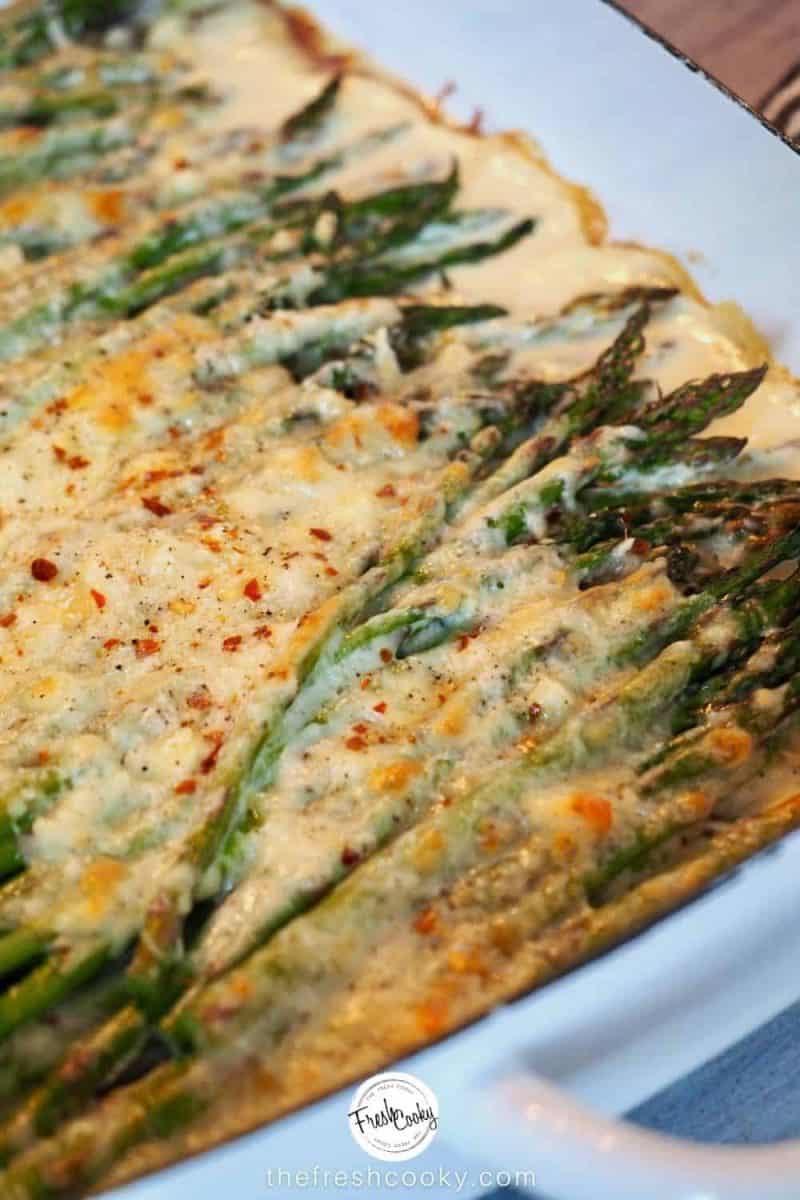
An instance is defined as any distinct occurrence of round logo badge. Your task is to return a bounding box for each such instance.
[347,1071,439,1161]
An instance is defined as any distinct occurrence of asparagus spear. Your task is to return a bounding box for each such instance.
[616,525,800,669]
[0,410,791,1171]
[0,594,482,1149]
[10,792,800,1200]
[0,0,158,72]
[0,88,121,127]
[161,637,767,1057]
[0,348,588,1122]
[112,167,468,320]
[161,518,800,1054]
[280,74,341,144]
[296,216,535,307]
[468,364,766,548]
[562,482,800,556]
[0,119,137,196]
[455,302,654,519]
[0,418,506,1041]
[578,474,800,516]
[587,668,800,907]
[0,146,463,361]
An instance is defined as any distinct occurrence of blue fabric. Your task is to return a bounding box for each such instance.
[482,996,800,1197]
[630,998,800,1145]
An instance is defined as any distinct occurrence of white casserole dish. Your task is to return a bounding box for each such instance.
[3,1,794,1196]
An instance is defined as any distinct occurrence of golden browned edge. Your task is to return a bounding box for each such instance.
[0,0,792,1187]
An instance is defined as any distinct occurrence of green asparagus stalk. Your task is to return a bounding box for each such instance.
[0,89,122,128]
[280,74,341,144]
[4,489,800,1190]
[0,119,137,196]
[0,147,463,361]
[0,0,161,72]
[296,216,535,307]
[161,643,738,1056]
[456,302,654,519]
[0,356,582,1126]
[287,300,507,384]
[166,521,800,1057]
[0,932,49,982]
[615,524,800,670]
[0,430,502,1039]
[587,680,800,906]
[470,363,764,551]
[7,725,800,1200]
[0,940,110,1044]
[562,482,800,556]
[625,366,767,464]
[46,795,800,1200]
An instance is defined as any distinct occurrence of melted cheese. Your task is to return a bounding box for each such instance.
[0,0,795,1068]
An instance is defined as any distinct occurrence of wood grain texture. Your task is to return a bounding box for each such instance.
[621,0,800,109]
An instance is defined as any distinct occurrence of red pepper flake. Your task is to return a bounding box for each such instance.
[37,749,50,765]
[0,613,16,628]
[360,676,372,690]
[135,638,160,658]
[143,469,174,486]
[325,565,339,577]
[198,577,212,589]
[222,635,242,652]
[142,496,172,518]
[46,398,68,416]
[243,578,262,603]
[309,527,332,542]
[373,701,387,714]
[103,638,121,651]
[52,445,66,462]
[380,648,393,664]
[340,846,361,867]
[90,589,106,610]
[137,392,154,407]
[67,454,89,470]
[376,483,396,498]
[175,779,197,795]
[31,558,58,582]
[413,907,438,936]
[352,722,368,734]
[200,731,224,774]
[254,625,273,640]
[187,687,212,710]
[457,635,471,652]
[346,735,367,751]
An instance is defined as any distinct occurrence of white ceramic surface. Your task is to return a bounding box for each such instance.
[6,1,800,1196]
